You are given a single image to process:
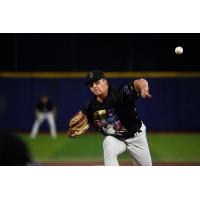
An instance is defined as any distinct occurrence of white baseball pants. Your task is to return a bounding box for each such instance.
[30,112,57,139]
[103,123,152,166]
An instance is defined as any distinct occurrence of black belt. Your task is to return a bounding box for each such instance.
[104,123,143,139]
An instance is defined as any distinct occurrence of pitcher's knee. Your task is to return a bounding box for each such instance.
[103,144,117,157]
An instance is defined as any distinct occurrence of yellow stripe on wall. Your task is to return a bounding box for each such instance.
[0,71,200,78]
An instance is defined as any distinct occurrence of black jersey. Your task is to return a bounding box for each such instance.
[36,101,54,113]
[84,82,142,139]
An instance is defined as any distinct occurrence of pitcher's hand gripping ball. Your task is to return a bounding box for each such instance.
[67,111,89,138]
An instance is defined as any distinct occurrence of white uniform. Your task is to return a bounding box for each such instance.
[30,98,57,139]
[30,111,57,139]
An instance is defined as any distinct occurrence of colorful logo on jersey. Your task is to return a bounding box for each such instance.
[93,109,127,135]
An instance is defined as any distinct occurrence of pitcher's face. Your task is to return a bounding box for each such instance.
[89,79,108,96]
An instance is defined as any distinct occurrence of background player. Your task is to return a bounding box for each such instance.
[82,70,152,166]
[30,95,57,139]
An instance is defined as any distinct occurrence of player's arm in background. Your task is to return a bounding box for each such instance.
[133,78,151,99]
[35,108,40,119]
[53,105,57,118]
[35,103,42,119]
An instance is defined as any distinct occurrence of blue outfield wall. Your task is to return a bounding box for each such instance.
[0,77,199,132]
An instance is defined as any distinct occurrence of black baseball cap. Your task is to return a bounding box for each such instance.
[85,70,106,85]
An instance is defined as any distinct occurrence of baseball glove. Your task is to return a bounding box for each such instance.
[67,111,89,138]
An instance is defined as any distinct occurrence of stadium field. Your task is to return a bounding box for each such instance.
[19,132,200,165]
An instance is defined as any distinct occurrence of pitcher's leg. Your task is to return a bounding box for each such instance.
[103,136,126,166]
[126,127,152,166]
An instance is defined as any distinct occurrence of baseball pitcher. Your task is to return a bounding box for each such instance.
[67,70,152,166]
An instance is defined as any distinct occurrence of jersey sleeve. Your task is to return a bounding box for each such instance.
[82,102,90,117]
[119,81,139,101]
[82,99,95,123]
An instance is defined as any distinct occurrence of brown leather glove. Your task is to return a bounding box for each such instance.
[67,111,89,138]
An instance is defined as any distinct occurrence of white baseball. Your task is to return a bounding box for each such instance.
[175,46,183,55]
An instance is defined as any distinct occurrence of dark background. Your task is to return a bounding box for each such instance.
[0,33,200,72]
[0,33,200,132]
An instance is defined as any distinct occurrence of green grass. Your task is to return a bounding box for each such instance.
[20,133,104,162]
[148,134,200,162]
[19,132,200,163]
